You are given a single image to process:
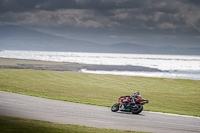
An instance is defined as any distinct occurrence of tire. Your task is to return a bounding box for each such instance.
[111,103,120,112]
[131,104,143,114]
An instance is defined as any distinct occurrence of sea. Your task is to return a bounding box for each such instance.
[0,50,200,80]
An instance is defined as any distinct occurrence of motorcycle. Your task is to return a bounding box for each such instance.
[111,91,148,114]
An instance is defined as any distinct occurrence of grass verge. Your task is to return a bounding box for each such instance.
[0,68,200,117]
[0,116,146,133]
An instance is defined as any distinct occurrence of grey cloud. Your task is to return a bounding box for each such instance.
[0,0,144,13]
[0,0,200,40]
[183,0,200,5]
[0,9,116,28]
[35,0,145,11]
[0,0,46,13]
[1,0,199,13]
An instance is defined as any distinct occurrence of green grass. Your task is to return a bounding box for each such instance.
[0,116,146,133]
[0,68,200,116]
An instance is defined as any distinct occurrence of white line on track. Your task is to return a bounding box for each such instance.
[87,120,114,124]
[147,111,200,119]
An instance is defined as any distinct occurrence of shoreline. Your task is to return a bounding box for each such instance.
[0,57,162,72]
[1,57,200,80]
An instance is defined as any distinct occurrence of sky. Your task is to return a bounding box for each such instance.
[0,0,200,47]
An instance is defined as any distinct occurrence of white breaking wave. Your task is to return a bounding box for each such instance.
[80,69,200,80]
[0,50,200,80]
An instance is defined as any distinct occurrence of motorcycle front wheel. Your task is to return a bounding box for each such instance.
[111,103,120,112]
[131,104,143,114]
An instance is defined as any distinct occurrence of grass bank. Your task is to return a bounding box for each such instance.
[0,68,200,117]
[0,116,146,133]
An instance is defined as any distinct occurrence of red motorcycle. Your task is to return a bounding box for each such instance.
[111,91,148,114]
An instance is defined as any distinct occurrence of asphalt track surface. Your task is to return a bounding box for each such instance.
[0,91,200,133]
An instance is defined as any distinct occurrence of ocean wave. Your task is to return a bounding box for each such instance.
[0,50,200,80]
[80,69,200,80]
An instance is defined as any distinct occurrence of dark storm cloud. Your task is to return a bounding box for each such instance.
[0,0,145,12]
[0,0,46,13]
[38,0,144,10]
[0,0,200,40]
[0,0,199,12]
[184,0,200,5]
[1,0,199,12]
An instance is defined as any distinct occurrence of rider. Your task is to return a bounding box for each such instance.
[120,92,138,109]
[126,95,135,107]
[126,91,140,108]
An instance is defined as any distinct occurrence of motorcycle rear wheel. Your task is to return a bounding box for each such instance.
[131,104,143,114]
[111,103,120,112]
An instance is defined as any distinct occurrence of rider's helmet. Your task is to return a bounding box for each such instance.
[134,91,142,98]
[134,91,140,96]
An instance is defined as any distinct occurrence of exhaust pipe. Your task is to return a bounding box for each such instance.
[140,100,148,105]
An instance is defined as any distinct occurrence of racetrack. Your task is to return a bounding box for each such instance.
[0,91,200,133]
